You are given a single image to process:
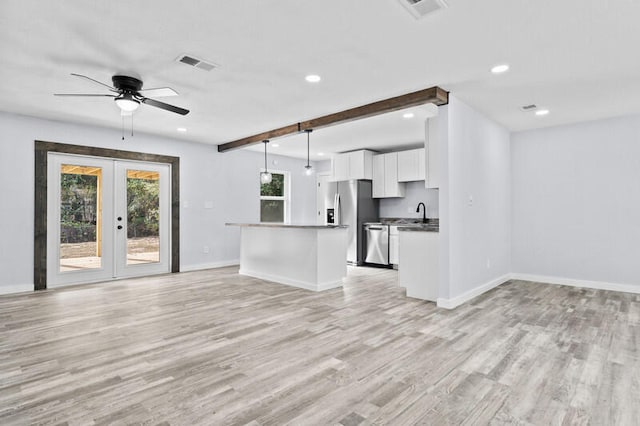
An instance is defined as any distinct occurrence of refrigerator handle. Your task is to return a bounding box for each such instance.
[335,193,341,225]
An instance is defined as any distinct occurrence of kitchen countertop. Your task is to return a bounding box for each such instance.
[381,217,439,232]
[397,225,439,232]
[226,223,348,229]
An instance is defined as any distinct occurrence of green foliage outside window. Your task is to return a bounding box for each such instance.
[127,178,160,238]
[260,172,286,223]
[260,173,284,196]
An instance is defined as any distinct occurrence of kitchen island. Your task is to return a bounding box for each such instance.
[226,223,348,291]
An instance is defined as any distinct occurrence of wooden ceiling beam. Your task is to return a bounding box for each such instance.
[217,86,448,152]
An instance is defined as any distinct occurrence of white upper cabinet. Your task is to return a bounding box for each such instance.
[397,148,426,182]
[332,154,350,181]
[425,117,440,189]
[372,152,405,198]
[330,150,375,181]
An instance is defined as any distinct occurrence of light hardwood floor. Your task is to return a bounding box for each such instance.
[1,266,638,425]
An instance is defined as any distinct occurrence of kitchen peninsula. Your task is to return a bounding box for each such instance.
[226,223,348,291]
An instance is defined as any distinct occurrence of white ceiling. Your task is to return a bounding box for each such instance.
[1,0,639,160]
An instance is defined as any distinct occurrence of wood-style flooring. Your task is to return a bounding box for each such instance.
[1,266,639,425]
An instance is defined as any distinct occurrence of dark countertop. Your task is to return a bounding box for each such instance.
[397,225,439,233]
[226,223,348,229]
[380,217,439,232]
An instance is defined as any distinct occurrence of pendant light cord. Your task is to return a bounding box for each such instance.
[263,140,268,172]
[306,130,311,167]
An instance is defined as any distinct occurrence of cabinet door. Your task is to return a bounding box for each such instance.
[417,148,426,180]
[384,153,405,197]
[348,151,364,180]
[397,150,417,182]
[332,154,350,181]
[389,234,399,265]
[384,152,398,195]
[372,155,385,198]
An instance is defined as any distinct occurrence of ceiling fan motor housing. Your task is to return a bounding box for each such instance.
[112,75,143,93]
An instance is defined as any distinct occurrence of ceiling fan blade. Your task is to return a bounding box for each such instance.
[140,97,189,115]
[138,87,178,97]
[54,93,116,97]
[70,73,117,92]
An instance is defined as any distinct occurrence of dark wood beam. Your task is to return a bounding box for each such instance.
[217,86,448,152]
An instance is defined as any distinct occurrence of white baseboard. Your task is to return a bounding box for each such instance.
[0,284,34,296]
[510,273,640,295]
[239,269,343,292]
[437,273,511,310]
[180,259,240,272]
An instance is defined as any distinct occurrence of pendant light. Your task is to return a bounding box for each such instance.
[260,140,272,184]
[304,129,314,176]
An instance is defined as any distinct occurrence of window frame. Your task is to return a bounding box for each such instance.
[259,169,291,224]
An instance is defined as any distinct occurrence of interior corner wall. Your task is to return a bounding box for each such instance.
[444,96,511,299]
[0,112,318,294]
[511,114,640,288]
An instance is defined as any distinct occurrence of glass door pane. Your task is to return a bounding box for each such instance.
[115,160,170,278]
[48,153,114,288]
[126,169,160,265]
[59,164,103,271]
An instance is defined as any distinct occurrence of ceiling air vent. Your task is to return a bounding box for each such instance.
[176,54,218,72]
[398,0,448,19]
[520,104,538,112]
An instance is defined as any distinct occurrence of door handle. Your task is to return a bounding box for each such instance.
[368,227,383,231]
[117,225,123,230]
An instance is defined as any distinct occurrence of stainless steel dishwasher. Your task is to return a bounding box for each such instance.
[364,223,390,265]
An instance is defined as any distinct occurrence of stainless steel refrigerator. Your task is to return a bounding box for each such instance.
[324,180,379,265]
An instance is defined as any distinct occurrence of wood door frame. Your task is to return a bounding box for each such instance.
[34,141,180,291]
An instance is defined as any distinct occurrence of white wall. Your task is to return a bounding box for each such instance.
[512,114,640,288]
[0,112,318,294]
[379,183,439,219]
[442,97,511,301]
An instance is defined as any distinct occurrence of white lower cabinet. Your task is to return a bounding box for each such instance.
[389,226,399,265]
[398,230,439,301]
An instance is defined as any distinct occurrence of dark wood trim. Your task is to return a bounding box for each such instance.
[217,86,449,152]
[34,147,48,290]
[34,141,180,291]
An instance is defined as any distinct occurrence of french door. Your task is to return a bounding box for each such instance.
[47,153,171,287]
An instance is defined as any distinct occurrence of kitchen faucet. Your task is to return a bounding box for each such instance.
[416,202,427,223]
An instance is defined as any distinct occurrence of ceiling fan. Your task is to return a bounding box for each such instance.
[54,73,189,115]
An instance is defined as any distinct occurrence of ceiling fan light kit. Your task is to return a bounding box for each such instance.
[54,73,190,116]
[115,94,140,112]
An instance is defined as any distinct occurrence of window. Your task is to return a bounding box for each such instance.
[260,171,289,223]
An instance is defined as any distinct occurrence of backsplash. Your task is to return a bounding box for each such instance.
[378,182,439,219]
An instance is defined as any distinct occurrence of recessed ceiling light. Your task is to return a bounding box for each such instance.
[177,127,187,132]
[317,152,325,156]
[305,74,321,83]
[271,143,280,147]
[403,112,415,119]
[491,64,510,74]
[535,109,550,116]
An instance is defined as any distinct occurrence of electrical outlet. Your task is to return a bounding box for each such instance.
[204,201,213,209]
[486,258,491,269]
[203,246,209,254]
[183,201,189,208]
[408,206,414,214]
[468,195,473,207]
